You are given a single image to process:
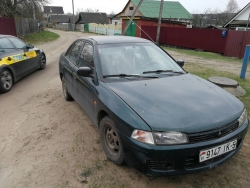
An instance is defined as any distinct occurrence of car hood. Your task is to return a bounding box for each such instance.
[106,74,244,133]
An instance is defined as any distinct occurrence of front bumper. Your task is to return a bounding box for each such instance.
[120,119,249,176]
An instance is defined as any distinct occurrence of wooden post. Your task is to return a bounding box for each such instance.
[156,0,164,45]
[240,45,250,79]
[72,0,75,31]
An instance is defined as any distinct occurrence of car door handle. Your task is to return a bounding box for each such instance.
[7,57,12,61]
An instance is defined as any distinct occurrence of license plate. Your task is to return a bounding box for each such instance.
[199,139,237,162]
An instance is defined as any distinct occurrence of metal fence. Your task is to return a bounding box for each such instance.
[54,23,84,32]
[0,17,17,36]
[55,23,70,31]
[141,26,250,58]
[224,30,250,58]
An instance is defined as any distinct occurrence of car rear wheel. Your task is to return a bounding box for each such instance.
[100,116,125,165]
[0,69,13,93]
[62,77,73,101]
[39,53,46,70]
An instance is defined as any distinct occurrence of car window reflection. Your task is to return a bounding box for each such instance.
[98,43,184,76]
[79,43,94,68]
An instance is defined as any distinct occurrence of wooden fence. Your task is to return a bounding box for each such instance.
[141,26,250,59]
[15,17,38,36]
[0,17,38,37]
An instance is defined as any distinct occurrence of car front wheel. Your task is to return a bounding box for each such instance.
[100,116,125,165]
[39,53,46,70]
[62,77,73,101]
[0,69,13,93]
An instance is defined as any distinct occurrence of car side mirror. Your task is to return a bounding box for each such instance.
[176,60,184,67]
[27,44,34,49]
[77,67,93,77]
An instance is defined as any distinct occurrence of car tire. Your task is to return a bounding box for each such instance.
[39,53,46,70]
[0,69,13,93]
[62,77,73,101]
[100,116,125,165]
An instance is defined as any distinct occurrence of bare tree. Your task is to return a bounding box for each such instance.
[109,10,116,17]
[0,0,49,18]
[225,0,239,13]
[191,1,240,28]
[192,8,212,27]
[81,8,99,13]
[76,8,84,15]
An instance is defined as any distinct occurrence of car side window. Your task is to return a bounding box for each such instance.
[0,38,15,52]
[8,37,27,49]
[79,43,94,68]
[66,40,84,65]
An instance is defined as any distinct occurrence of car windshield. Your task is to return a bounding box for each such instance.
[97,42,185,77]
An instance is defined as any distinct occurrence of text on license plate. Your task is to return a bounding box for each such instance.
[199,139,237,162]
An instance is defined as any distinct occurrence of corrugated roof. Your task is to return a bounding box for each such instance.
[131,0,192,19]
[44,6,64,14]
[50,15,79,23]
[76,12,109,24]
[70,15,79,24]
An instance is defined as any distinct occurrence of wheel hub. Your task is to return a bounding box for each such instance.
[105,126,119,156]
[1,71,12,89]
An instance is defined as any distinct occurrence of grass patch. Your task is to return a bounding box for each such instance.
[22,30,60,44]
[162,46,242,63]
[185,63,250,117]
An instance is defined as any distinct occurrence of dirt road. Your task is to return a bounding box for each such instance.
[0,29,249,188]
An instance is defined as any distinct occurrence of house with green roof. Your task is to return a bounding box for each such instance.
[114,0,192,36]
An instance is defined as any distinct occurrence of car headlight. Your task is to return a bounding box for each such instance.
[238,109,248,127]
[154,131,188,145]
[131,130,189,145]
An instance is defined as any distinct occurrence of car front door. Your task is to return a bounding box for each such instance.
[8,37,39,75]
[73,42,96,121]
[64,40,84,98]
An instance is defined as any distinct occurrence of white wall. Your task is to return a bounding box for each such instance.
[235,5,250,20]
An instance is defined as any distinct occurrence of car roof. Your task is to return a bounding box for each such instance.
[81,36,152,44]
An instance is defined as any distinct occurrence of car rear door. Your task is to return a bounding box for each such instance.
[0,37,25,80]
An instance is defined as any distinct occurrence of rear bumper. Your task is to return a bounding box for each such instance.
[120,119,249,176]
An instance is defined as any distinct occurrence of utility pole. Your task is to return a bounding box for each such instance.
[156,0,164,45]
[122,0,144,36]
[72,0,75,31]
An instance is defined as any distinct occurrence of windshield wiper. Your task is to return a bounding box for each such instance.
[103,74,158,78]
[143,70,185,74]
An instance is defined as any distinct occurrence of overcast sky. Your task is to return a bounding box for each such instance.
[49,0,249,14]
